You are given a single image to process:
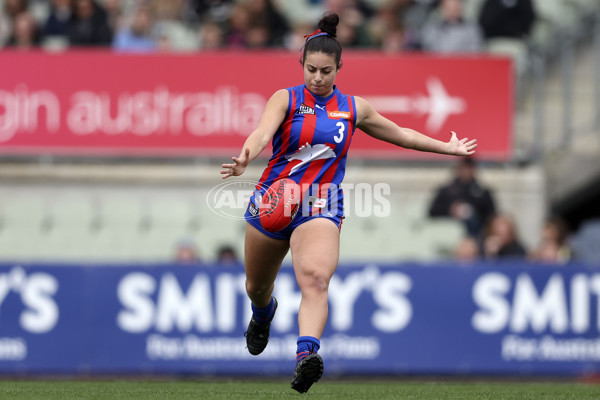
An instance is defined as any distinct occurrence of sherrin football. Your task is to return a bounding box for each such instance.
[259,178,301,232]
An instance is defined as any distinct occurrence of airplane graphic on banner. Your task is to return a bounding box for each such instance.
[364,77,467,133]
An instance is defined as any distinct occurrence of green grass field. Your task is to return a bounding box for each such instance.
[0,380,599,400]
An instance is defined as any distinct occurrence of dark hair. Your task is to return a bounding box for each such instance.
[546,216,570,246]
[302,13,342,68]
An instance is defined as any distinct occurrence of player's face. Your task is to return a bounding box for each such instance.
[303,51,338,97]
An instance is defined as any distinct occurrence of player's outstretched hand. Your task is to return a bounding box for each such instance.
[221,148,250,179]
[448,131,477,156]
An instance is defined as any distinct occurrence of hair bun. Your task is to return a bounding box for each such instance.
[317,13,339,38]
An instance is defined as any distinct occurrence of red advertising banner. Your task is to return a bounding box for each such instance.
[0,51,512,159]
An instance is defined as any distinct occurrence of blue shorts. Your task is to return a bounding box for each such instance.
[244,188,344,240]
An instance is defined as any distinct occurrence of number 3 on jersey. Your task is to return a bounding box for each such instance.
[334,121,345,144]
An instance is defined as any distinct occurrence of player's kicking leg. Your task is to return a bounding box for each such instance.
[289,218,340,393]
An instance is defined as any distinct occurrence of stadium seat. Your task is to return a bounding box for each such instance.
[462,0,485,22]
[0,196,49,261]
[41,36,69,51]
[119,226,185,263]
[530,0,580,53]
[0,196,47,229]
[85,196,145,261]
[274,0,325,25]
[195,208,245,263]
[37,196,95,261]
[153,20,199,51]
[419,218,466,260]
[340,206,423,262]
[533,0,579,28]
[148,196,193,231]
[486,38,529,81]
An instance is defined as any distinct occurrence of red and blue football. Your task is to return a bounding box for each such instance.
[259,178,301,232]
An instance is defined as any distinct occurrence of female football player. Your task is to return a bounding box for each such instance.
[221,12,476,393]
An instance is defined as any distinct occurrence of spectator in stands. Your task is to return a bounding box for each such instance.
[101,0,123,33]
[420,0,483,53]
[570,219,600,263]
[68,0,112,46]
[174,238,202,265]
[482,214,526,259]
[194,0,235,24]
[478,0,535,40]
[428,157,496,237]
[330,1,373,47]
[368,2,401,49]
[44,0,72,39]
[245,0,289,47]
[529,216,572,264]
[335,4,372,48]
[216,245,239,266]
[6,10,38,49]
[199,19,225,49]
[381,26,406,53]
[326,0,374,19]
[153,0,185,22]
[0,15,10,47]
[4,0,28,18]
[226,3,250,48]
[112,5,156,52]
[245,21,270,48]
[454,236,480,264]
[1,0,29,47]
[284,21,313,50]
[402,0,440,50]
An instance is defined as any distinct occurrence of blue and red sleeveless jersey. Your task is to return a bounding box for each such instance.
[257,84,357,214]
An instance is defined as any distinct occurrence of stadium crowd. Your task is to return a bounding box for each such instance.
[429,157,575,265]
[0,0,536,53]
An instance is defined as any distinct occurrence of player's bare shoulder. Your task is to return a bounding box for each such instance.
[353,96,377,127]
[256,89,290,132]
[266,89,290,112]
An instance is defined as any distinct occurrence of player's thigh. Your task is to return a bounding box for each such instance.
[289,217,340,287]
[244,222,290,286]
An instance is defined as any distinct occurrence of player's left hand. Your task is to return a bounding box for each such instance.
[448,131,477,156]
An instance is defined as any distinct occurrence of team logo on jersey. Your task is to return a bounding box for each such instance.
[328,111,350,120]
[297,103,315,115]
[286,143,336,174]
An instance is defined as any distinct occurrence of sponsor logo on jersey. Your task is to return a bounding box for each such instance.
[297,103,315,115]
[328,110,350,120]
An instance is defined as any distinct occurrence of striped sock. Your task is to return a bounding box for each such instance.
[296,336,320,364]
[251,297,275,324]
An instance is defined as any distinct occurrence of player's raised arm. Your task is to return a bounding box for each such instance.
[221,89,289,178]
[354,96,477,156]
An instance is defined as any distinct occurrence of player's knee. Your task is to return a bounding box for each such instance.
[298,269,330,294]
[245,279,272,297]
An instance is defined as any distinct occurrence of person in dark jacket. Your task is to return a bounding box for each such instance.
[478,0,535,40]
[44,0,72,38]
[68,0,112,46]
[429,157,496,237]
